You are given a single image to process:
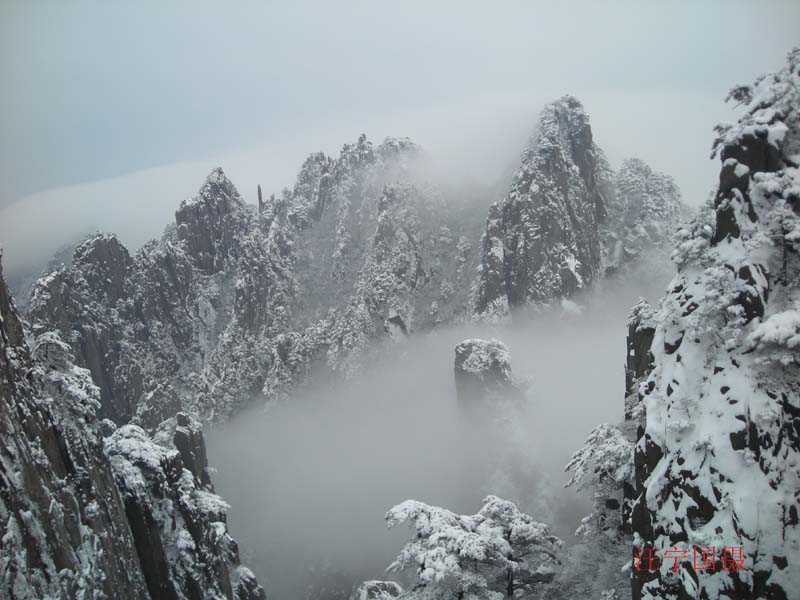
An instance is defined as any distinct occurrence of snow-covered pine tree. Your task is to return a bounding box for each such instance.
[547,424,635,600]
[565,423,633,538]
[385,496,561,599]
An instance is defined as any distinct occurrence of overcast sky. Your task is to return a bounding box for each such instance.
[1,1,799,276]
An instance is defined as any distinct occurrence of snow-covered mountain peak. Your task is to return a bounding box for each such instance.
[474,95,612,319]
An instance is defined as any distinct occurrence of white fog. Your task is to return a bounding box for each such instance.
[208,275,668,599]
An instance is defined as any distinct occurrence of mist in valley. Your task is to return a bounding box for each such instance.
[208,272,671,600]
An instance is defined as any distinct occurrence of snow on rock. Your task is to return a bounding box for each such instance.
[349,580,403,600]
[453,338,525,409]
[602,158,687,276]
[473,96,684,322]
[105,423,266,600]
[474,202,511,322]
[624,299,657,422]
[0,254,149,599]
[26,169,294,426]
[0,254,265,599]
[26,135,487,425]
[172,411,214,489]
[175,167,249,274]
[627,47,800,600]
[474,96,612,319]
[26,108,684,430]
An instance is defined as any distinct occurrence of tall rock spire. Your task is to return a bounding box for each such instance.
[474,95,612,319]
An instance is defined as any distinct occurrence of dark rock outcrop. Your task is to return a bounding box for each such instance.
[474,96,612,319]
[175,167,249,274]
[623,299,656,420]
[173,411,213,489]
[106,424,266,600]
[454,338,525,408]
[473,203,508,321]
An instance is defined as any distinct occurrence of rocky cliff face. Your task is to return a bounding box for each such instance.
[627,48,800,600]
[0,256,265,599]
[105,422,265,600]
[473,96,684,321]
[175,168,250,275]
[474,96,612,319]
[0,255,149,599]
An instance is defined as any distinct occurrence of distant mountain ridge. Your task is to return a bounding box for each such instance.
[25,99,685,429]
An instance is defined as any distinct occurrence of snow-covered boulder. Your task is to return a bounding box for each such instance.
[350,580,403,600]
[454,338,525,408]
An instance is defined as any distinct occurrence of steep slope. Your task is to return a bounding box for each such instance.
[0,254,265,599]
[0,254,148,599]
[474,97,688,322]
[474,96,613,320]
[627,48,800,600]
[105,419,265,600]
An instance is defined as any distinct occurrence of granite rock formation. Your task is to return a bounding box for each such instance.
[27,138,487,427]
[0,254,148,599]
[453,338,525,408]
[0,255,265,599]
[474,96,612,320]
[626,48,800,600]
